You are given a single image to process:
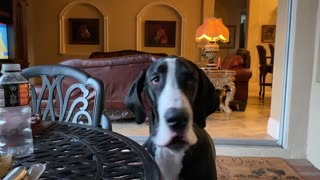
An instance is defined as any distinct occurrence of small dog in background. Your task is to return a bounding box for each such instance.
[125,56,220,180]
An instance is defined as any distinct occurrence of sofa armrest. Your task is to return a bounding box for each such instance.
[222,55,245,69]
[89,50,168,58]
[234,69,252,82]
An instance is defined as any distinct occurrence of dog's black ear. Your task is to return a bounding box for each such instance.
[193,68,220,128]
[124,70,147,124]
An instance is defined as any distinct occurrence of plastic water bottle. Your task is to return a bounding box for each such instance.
[0,64,34,158]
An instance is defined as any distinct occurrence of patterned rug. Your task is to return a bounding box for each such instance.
[216,156,302,179]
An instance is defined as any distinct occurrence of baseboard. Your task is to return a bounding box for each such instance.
[268,117,280,140]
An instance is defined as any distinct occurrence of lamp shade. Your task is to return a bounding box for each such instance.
[195,18,229,43]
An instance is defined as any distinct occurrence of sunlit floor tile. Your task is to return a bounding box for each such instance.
[112,87,273,140]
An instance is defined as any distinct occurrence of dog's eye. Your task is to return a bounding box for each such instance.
[151,76,160,85]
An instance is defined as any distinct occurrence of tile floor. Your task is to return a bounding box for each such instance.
[112,86,273,140]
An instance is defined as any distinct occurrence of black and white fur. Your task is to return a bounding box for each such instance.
[125,56,220,180]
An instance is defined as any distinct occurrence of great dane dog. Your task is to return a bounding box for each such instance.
[125,55,220,180]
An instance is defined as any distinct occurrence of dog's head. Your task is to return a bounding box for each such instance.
[125,56,219,149]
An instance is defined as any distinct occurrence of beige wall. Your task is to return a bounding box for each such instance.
[137,3,182,56]
[214,0,247,59]
[65,3,105,55]
[213,0,277,85]
[26,0,277,85]
[247,0,277,84]
[27,0,203,66]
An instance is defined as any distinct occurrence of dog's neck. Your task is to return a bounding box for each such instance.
[155,146,187,180]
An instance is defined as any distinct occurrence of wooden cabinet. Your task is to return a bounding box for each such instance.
[0,0,29,70]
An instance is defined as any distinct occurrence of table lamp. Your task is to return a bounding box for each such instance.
[195,18,229,69]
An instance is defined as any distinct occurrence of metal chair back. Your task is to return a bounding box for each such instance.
[22,65,112,130]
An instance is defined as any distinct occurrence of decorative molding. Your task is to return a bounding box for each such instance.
[136,1,185,56]
[59,0,108,55]
[267,117,280,140]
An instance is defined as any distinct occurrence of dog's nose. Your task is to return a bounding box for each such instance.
[164,108,188,130]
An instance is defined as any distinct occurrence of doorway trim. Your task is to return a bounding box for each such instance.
[215,0,317,159]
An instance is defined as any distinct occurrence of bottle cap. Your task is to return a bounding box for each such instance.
[1,64,21,72]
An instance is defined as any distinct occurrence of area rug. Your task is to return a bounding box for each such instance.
[216,156,302,179]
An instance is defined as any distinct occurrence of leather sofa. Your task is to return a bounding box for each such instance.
[59,51,167,121]
[221,48,252,111]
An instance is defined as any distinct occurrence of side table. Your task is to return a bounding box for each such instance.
[202,69,236,120]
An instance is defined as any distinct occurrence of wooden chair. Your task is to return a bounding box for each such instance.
[256,45,273,98]
[22,65,112,130]
[269,43,275,65]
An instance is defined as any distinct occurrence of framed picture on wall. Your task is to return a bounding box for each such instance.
[219,25,236,49]
[69,18,99,44]
[144,20,176,47]
[261,25,276,43]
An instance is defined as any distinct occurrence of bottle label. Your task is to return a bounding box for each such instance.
[0,83,30,107]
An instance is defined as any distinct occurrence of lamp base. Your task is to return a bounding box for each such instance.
[206,63,218,69]
[206,64,219,70]
[204,42,219,67]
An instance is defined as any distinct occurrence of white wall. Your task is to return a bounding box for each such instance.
[307,0,320,169]
[283,0,317,158]
[267,0,287,139]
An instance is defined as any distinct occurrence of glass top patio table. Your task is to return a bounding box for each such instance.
[14,121,160,179]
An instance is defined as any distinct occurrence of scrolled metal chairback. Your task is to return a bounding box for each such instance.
[22,65,112,130]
